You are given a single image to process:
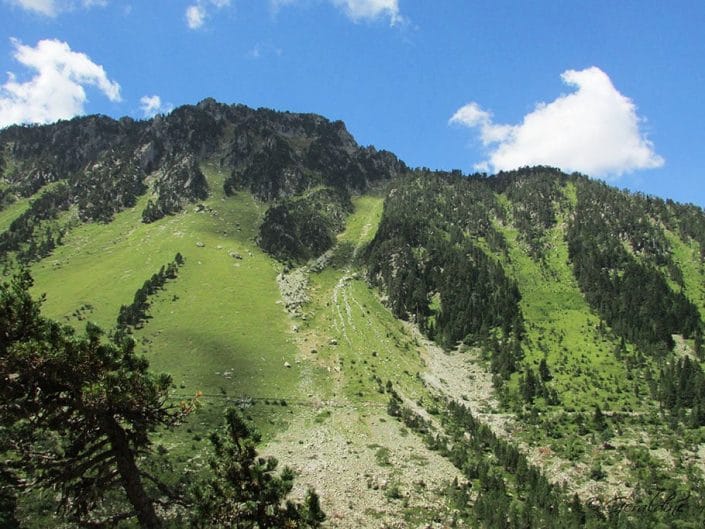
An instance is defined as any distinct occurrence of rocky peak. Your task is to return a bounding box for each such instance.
[0,99,406,222]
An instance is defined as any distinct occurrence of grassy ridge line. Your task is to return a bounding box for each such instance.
[496,192,641,412]
[0,196,32,234]
[666,229,705,322]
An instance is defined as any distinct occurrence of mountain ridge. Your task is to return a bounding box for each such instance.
[3,100,705,528]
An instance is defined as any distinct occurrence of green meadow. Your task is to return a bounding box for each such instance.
[29,165,300,442]
[498,196,642,412]
[0,195,31,233]
[666,229,705,320]
[25,173,429,449]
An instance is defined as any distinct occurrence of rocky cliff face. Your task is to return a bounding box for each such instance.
[0,99,405,224]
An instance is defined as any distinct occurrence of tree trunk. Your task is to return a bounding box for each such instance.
[100,415,162,529]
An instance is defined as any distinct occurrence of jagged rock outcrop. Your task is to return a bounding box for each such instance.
[142,154,209,223]
[0,99,405,225]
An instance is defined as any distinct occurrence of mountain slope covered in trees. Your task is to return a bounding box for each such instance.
[3,102,705,528]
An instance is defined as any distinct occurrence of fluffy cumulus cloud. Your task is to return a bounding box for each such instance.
[450,67,664,177]
[139,95,172,118]
[0,38,121,128]
[185,0,230,29]
[6,0,106,16]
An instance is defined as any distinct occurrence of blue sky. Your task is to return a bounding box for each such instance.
[1,1,703,206]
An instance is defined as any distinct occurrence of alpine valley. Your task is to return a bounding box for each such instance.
[2,99,705,529]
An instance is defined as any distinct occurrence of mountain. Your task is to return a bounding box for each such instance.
[0,99,404,264]
[2,101,705,528]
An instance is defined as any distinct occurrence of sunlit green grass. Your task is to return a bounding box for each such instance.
[498,205,641,412]
[301,194,429,406]
[30,165,299,442]
[666,229,705,321]
[0,195,31,233]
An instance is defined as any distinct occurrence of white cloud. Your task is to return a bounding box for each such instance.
[246,42,283,60]
[450,67,664,178]
[332,0,402,25]
[139,95,172,118]
[7,0,57,15]
[6,0,107,16]
[185,4,205,28]
[0,38,121,128]
[271,0,403,25]
[185,0,231,30]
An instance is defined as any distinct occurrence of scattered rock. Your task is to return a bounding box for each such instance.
[284,361,292,368]
[329,338,338,346]
[277,268,309,316]
[230,251,242,259]
[196,241,205,247]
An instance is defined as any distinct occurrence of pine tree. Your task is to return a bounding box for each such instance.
[539,357,552,382]
[0,430,19,529]
[521,369,538,403]
[301,488,326,528]
[191,407,323,528]
[1,272,185,528]
[592,405,608,432]
[695,328,704,360]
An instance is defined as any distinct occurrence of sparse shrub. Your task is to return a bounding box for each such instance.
[384,483,402,500]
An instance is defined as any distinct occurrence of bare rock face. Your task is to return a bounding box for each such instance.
[0,99,404,229]
[142,154,209,223]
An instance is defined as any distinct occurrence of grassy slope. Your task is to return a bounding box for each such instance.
[666,229,705,321]
[262,195,464,527]
[30,164,299,441]
[10,174,704,522]
[0,197,32,233]
[26,177,433,452]
[297,194,429,405]
[498,186,642,412]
